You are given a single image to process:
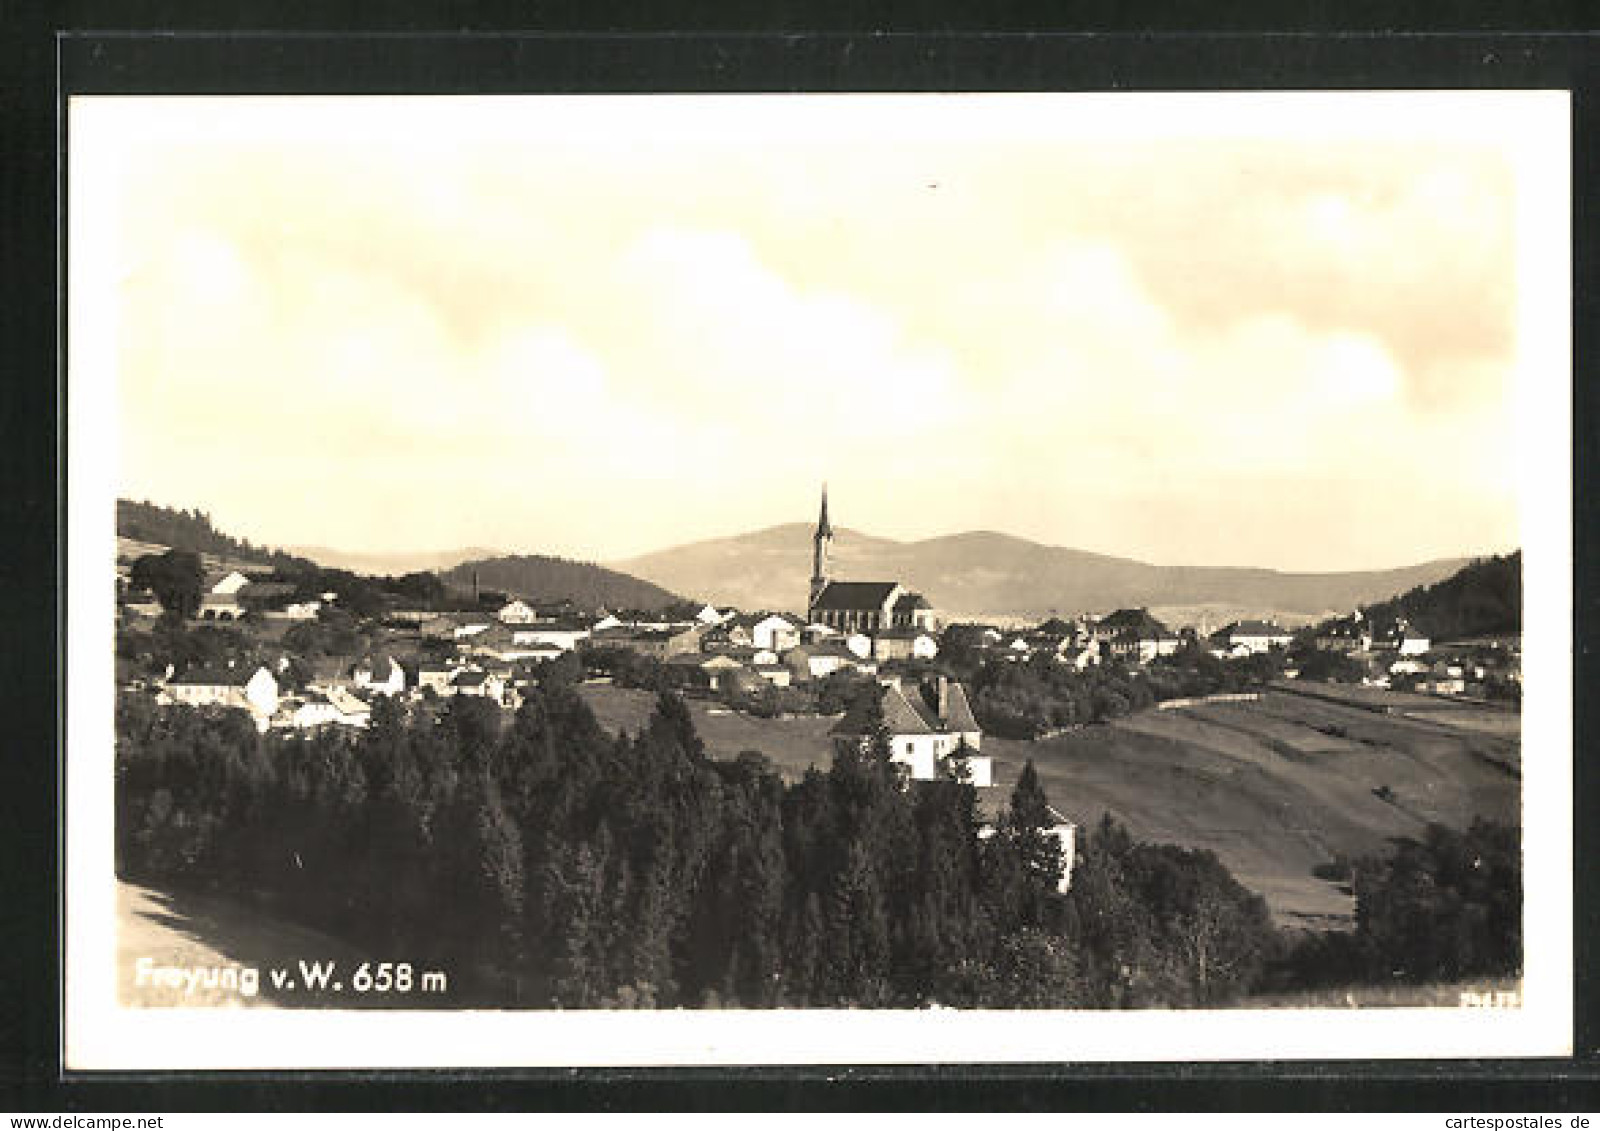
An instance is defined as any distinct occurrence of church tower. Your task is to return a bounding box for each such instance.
[810,483,833,611]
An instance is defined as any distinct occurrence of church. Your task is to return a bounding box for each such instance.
[805,487,939,635]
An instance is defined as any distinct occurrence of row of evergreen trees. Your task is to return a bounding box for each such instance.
[118,499,306,568]
[116,678,1290,1008]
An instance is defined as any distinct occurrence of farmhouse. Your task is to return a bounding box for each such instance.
[831,676,991,787]
[735,612,803,653]
[452,667,505,704]
[167,664,280,719]
[1090,609,1180,662]
[1215,619,1293,655]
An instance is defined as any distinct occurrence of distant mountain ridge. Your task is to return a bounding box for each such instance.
[613,523,1480,622]
[286,545,502,575]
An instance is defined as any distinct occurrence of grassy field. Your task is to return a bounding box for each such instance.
[578,682,1520,932]
[985,687,1519,930]
[577,683,841,775]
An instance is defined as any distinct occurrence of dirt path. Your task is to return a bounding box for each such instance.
[118,880,371,1008]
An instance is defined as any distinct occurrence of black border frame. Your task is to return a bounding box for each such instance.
[5,19,1597,1112]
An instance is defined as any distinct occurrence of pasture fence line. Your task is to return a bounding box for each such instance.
[1156,692,1263,711]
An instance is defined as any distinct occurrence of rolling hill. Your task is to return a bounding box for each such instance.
[612,523,1476,622]
[442,554,682,612]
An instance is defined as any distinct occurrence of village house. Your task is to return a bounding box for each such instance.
[1090,609,1181,662]
[663,652,747,693]
[841,631,873,659]
[285,686,372,729]
[352,654,407,697]
[417,661,461,697]
[871,627,940,663]
[1314,618,1363,652]
[451,667,506,704]
[198,592,247,621]
[497,598,537,624]
[1214,619,1293,655]
[207,569,253,597]
[510,617,595,652]
[166,664,280,720]
[751,662,794,688]
[724,612,804,653]
[1384,619,1432,656]
[831,676,991,787]
[587,624,702,659]
[265,599,322,621]
[782,641,877,682]
[453,615,494,640]
[693,603,727,626]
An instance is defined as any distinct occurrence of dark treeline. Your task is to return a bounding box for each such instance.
[119,499,308,569]
[1353,551,1521,641]
[1271,819,1522,992]
[116,681,1286,1009]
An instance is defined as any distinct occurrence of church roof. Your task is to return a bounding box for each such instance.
[892,592,932,612]
[811,581,900,611]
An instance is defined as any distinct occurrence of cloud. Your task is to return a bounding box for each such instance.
[103,106,1529,566]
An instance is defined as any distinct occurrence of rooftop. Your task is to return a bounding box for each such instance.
[811,581,901,611]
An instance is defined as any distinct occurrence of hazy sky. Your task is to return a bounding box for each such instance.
[79,94,1560,570]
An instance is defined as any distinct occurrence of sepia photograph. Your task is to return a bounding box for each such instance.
[64,90,1572,1068]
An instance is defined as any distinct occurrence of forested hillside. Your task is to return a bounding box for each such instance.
[118,499,306,568]
[443,554,681,612]
[1356,552,1521,640]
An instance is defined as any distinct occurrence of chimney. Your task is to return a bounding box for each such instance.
[937,675,950,722]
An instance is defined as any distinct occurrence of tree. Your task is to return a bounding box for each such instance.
[1354,820,1521,984]
[986,760,1065,930]
[130,550,204,619]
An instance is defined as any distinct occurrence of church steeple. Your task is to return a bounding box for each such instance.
[810,483,833,611]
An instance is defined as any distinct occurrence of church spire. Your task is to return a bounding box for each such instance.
[810,483,833,613]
